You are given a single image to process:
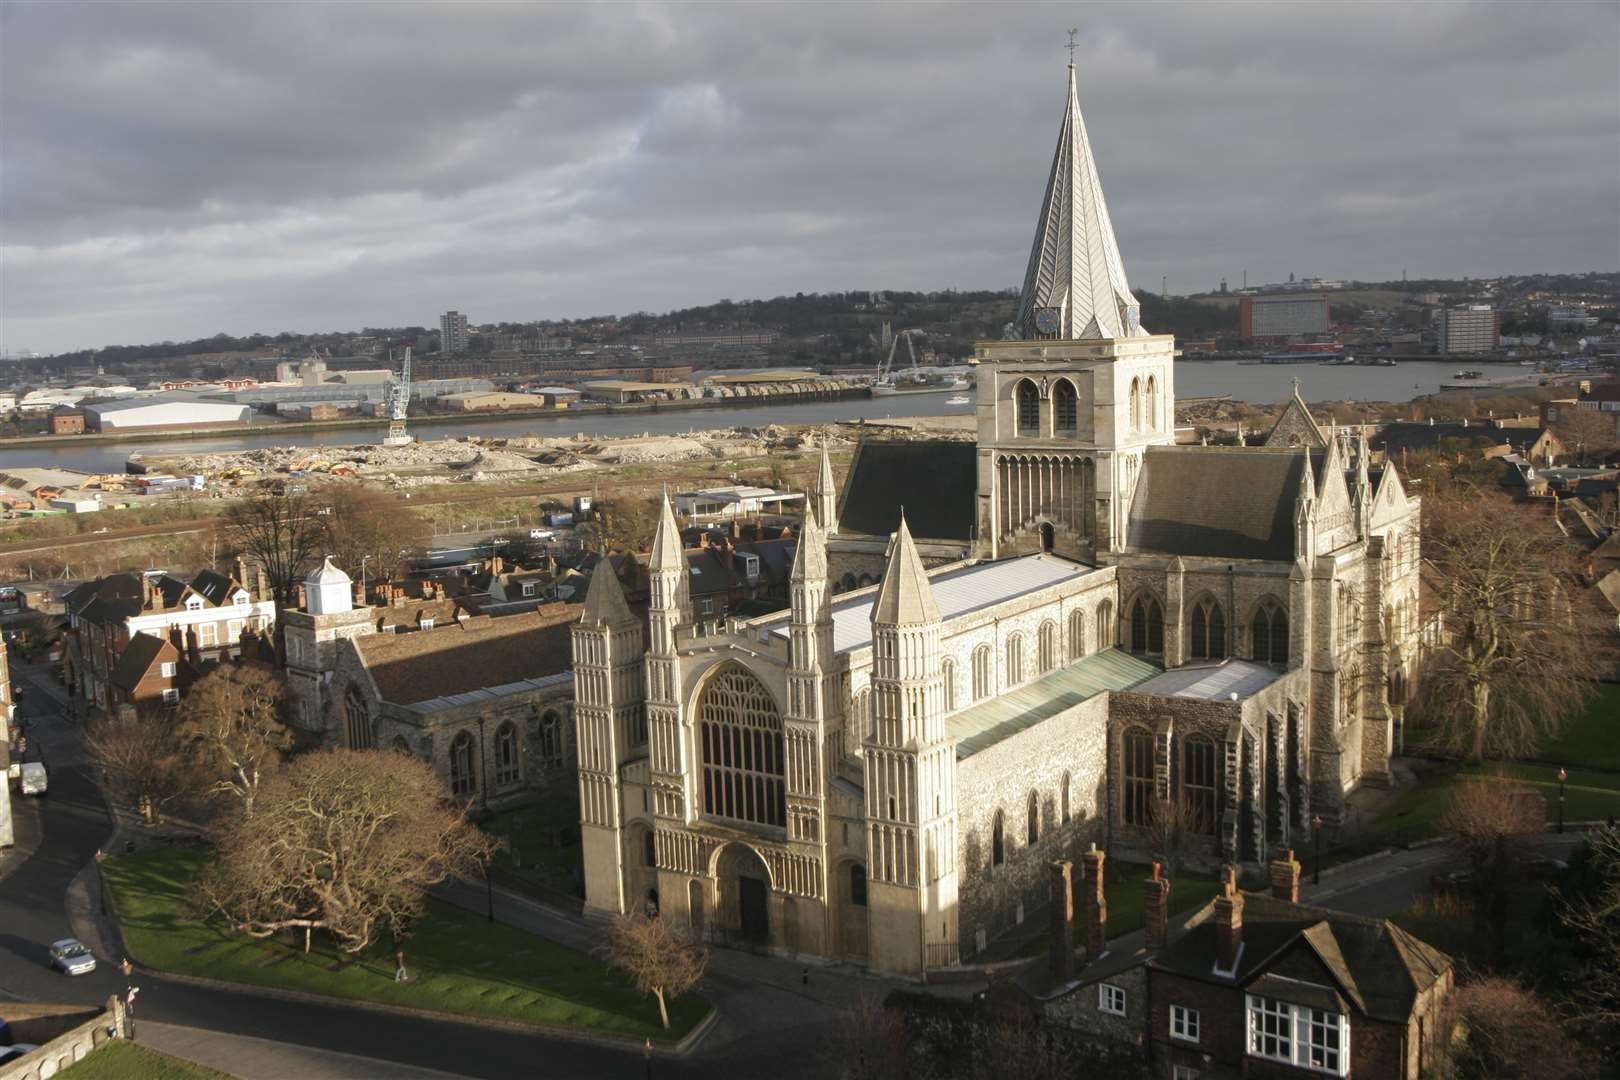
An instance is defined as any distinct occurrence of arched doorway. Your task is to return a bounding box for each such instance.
[715,843,772,947]
[837,861,869,963]
[1039,521,1055,553]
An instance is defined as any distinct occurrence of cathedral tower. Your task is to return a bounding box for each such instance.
[574,557,646,915]
[864,517,958,974]
[974,61,1177,560]
[645,495,691,826]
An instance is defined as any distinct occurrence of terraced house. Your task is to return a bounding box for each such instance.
[571,60,1424,976]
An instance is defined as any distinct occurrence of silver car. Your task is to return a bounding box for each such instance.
[49,938,96,976]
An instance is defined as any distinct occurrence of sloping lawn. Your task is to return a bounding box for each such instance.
[54,1040,233,1080]
[1364,763,1620,846]
[102,848,707,1042]
[1406,683,1620,771]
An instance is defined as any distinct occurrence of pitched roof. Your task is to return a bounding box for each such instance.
[792,513,827,581]
[580,559,633,627]
[1150,893,1451,1023]
[65,574,143,619]
[1263,387,1329,449]
[838,440,977,541]
[947,649,1159,758]
[354,604,582,706]
[873,517,941,626]
[1371,420,1505,456]
[1126,446,1304,561]
[189,569,240,606]
[108,631,175,692]
[1013,63,1144,341]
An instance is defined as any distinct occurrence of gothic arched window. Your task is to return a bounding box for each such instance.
[1061,772,1072,823]
[1006,633,1025,686]
[1054,379,1078,435]
[1097,600,1116,649]
[1183,735,1219,835]
[1146,374,1159,431]
[1123,727,1153,827]
[1016,380,1040,437]
[538,709,564,769]
[1190,598,1227,660]
[643,829,657,867]
[972,645,993,701]
[1129,594,1165,654]
[1129,377,1142,431]
[992,810,1005,867]
[1253,599,1289,665]
[698,663,785,828]
[850,863,867,907]
[449,731,475,798]
[1069,609,1087,661]
[344,686,372,750]
[1027,790,1040,845]
[494,721,520,788]
[1037,621,1058,675]
[942,658,958,712]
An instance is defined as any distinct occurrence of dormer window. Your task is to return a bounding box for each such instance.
[742,554,760,580]
[419,617,435,630]
[521,582,537,598]
[233,590,249,605]
[184,596,203,611]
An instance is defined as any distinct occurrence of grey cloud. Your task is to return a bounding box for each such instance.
[0,0,1615,354]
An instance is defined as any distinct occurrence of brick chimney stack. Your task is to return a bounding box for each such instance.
[1144,861,1173,950]
[1269,848,1302,904]
[1081,844,1107,957]
[234,555,250,591]
[1214,865,1245,973]
[1049,860,1075,985]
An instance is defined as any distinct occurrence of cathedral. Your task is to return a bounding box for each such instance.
[572,62,1422,976]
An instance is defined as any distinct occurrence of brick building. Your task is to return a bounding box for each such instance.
[571,61,1423,977]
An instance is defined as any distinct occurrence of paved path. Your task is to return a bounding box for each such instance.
[141,1023,473,1080]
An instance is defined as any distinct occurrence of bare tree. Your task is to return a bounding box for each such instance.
[1144,797,1200,880]
[825,993,910,1080]
[174,662,293,816]
[604,913,708,1030]
[319,488,427,585]
[224,489,325,660]
[199,749,495,963]
[1556,824,1620,1032]
[1440,774,1543,958]
[1552,406,1620,466]
[578,496,664,555]
[86,711,202,823]
[1416,484,1606,762]
[1440,975,1591,1079]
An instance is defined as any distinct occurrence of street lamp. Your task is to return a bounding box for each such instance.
[1558,767,1568,834]
[1311,814,1324,886]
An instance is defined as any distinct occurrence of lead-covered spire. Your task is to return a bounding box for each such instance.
[1014,62,1144,341]
[872,515,941,627]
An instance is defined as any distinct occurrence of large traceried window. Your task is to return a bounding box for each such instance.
[449,731,475,797]
[972,645,994,701]
[1246,996,1349,1076]
[1097,600,1116,649]
[1190,598,1227,660]
[1037,621,1057,675]
[1184,735,1219,835]
[494,722,520,788]
[1068,608,1087,661]
[1123,727,1154,827]
[1254,599,1289,665]
[344,686,372,750]
[1016,379,1040,437]
[699,663,786,829]
[1054,379,1078,435]
[538,709,564,768]
[1129,594,1165,654]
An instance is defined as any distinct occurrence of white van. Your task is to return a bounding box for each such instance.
[19,762,47,796]
[528,529,556,541]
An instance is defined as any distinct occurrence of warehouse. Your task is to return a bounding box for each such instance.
[83,399,252,433]
[438,391,544,412]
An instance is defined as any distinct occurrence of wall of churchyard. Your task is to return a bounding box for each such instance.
[955,694,1111,959]
[1042,964,1148,1047]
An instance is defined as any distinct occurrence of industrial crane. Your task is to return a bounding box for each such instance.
[382,347,413,446]
[875,328,925,385]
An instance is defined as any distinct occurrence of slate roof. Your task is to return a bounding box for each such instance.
[765,553,1091,654]
[189,569,239,606]
[947,648,1159,758]
[838,440,977,541]
[108,631,174,693]
[1126,446,1304,561]
[355,604,582,706]
[1132,659,1284,702]
[1151,893,1451,1023]
[65,574,143,619]
[1371,421,1506,456]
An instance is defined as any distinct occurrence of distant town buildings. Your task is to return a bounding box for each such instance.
[1435,305,1499,355]
[440,310,471,355]
[83,399,251,433]
[1547,304,1599,335]
[1238,293,1329,343]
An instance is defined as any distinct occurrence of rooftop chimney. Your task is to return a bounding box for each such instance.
[234,554,250,590]
[1269,848,1301,904]
[256,564,270,603]
[184,625,201,668]
[1049,860,1076,985]
[1081,844,1107,957]
[1214,865,1244,974]
[1144,861,1172,950]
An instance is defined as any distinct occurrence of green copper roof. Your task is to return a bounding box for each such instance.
[948,648,1160,759]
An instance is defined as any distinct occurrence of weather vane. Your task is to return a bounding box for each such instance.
[1067,27,1079,65]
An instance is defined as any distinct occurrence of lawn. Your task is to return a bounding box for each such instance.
[54,1040,233,1080]
[102,848,708,1042]
[1013,868,1222,960]
[482,801,585,898]
[1361,761,1620,848]
[1406,683,1620,771]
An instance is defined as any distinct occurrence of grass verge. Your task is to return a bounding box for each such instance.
[54,1039,233,1080]
[102,848,707,1042]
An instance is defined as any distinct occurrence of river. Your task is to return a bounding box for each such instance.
[0,359,1533,475]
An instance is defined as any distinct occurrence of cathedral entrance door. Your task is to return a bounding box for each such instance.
[739,877,768,944]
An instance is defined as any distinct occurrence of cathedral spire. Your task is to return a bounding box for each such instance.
[580,555,633,627]
[650,490,685,576]
[791,508,828,583]
[873,515,941,626]
[813,442,838,533]
[1015,59,1144,341]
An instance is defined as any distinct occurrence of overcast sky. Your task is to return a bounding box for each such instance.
[2,1,1616,355]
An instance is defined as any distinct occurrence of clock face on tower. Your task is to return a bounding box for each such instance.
[1034,307,1062,336]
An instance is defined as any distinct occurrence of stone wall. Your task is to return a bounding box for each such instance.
[0,999,127,1080]
[1042,963,1149,1047]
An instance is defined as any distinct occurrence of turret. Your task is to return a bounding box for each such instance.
[813,443,839,533]
[648,493,689,652]
[306,557,352,615]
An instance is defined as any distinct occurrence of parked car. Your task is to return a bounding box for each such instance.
[18,762,47,797]
[0,1045,40,1065]
[48,939,95,976]
[528,529,555,541]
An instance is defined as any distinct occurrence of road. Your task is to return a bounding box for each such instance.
[0,662,849,1079]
